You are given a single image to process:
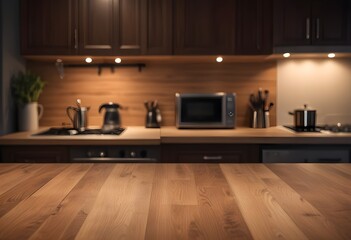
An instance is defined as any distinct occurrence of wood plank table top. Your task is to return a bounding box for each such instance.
[0,163,350,240]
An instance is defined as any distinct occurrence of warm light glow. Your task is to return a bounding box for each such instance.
[216,56,223,63]
[115,58,122,63]
[283,53,291,58]
[85,57,93,63]
[328,53,336,58]
[56,58,62,63]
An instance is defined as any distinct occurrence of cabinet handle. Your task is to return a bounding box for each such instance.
[306,18,310,40]
[203,156,223,161]
[256,4,261,51]
[316,18,320,39]
[71,157,158,162]
[74,29,78,49]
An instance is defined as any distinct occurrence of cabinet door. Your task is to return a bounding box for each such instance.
[236,0,273,54]
[117,0,143,55]
[312,0,351,45]
[141,0,172,55]
[21,0,77,55]
[1,146,69,163]
[273,0,312,46]
[78,0,116,55]
[161,144,260,163]
[79,0,143,55]
[174,0,235,55]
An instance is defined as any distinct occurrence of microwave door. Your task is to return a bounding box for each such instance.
[179,97,224,127]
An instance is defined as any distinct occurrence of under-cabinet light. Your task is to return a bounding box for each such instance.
[216,56,223,63]
[115,58,122,63]
[283,53,291,58]
[328,53,336,58]
[85,57,93,63]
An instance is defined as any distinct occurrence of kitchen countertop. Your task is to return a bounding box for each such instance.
[0,126,161,145]
[0,126,351,145]
[161,126,351,144]
[0,163,350,239]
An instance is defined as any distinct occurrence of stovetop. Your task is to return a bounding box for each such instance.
[284,126,322,133]
[284,124,351,133]
[33,127,125,136]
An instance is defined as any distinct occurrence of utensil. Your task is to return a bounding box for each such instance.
[289,104,316,128]
[258,88,263,108]
[263,90,269,109]
[145,100,162,128]
[249,88,272,128]
[76,99,82,109]
[267,102,274,111]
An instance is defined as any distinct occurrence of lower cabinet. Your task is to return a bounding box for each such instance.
[1,146,69,163]
[161,144,260,163]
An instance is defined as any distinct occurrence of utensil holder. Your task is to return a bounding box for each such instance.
[252,109,270,128]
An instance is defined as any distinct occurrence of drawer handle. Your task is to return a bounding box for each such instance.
[203,156,223,160]
[71,157,157,162]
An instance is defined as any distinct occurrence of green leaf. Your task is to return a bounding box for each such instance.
[11,71,46,104]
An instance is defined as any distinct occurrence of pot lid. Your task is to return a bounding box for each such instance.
[295,104,316,111]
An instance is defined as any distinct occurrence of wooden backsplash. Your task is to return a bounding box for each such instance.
[28,60,277,127]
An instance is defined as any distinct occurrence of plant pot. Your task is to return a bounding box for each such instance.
[18,102,44,131]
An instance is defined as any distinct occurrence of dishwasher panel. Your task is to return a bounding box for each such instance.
[262,149,350,163]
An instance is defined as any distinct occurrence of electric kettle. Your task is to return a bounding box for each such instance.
[99,102,122,130]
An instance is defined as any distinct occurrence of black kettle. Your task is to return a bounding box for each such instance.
[99,102,122,130]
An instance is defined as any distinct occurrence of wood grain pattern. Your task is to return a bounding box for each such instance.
[0,164,91,240]
[27,60,276,127]
[75,164,155,240]
[0,163,350,239]
[267,164,351,240]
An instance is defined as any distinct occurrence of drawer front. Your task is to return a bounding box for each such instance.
[162,144,260,163]
[1,146,68,163]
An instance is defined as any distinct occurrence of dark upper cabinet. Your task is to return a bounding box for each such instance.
[274,0,351,46]
[312,0,351,45]
[78,0,116,55]
[20,0,77,55]
[78,0,143,55]
[235,0,273,55]
[116,0,143,55]
[174,0,236,55]
[141,0,172,55]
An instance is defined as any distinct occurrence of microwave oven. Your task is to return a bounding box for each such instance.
[175,93,236,128]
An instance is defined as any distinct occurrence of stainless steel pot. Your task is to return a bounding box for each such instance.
[66,106,90,131]
[289,104,316,128]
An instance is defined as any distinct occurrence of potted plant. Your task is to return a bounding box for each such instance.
[12,71,45,131]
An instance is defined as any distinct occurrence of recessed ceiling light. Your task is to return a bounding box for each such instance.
[85,57,93,63]
[216,56,223,63]
[283,53,291,58]
[328,53,336,58]
[115,58,122,63]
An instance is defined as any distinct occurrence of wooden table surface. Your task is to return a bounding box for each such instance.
[0,163,350,240]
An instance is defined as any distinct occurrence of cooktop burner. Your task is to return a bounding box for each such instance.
[33,127,125,136]
[284,124,351,133]
[320,124,351,133]
[284,126,322,133]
